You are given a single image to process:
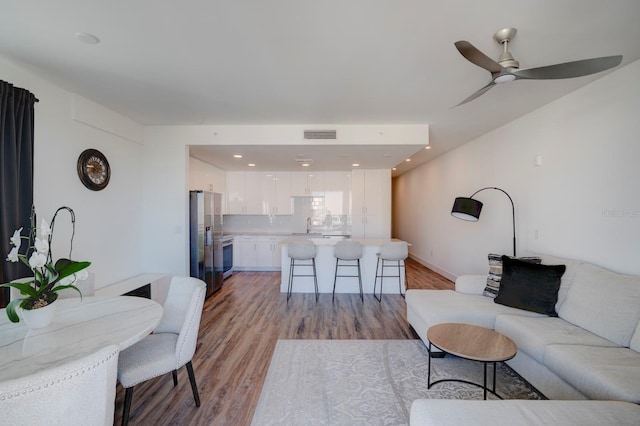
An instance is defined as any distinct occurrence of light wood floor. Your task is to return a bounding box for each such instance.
[113,258,453,425]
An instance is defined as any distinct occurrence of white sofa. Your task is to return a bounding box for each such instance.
[405,254,640,402]
[410,400,640,426]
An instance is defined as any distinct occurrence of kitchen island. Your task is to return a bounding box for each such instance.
[280,238,407,294]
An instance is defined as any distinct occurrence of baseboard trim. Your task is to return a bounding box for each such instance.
[408,253,458,282]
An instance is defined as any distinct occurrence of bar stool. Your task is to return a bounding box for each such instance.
[332,240,364,302]
[287,240,318,301]
[373,241,408,302]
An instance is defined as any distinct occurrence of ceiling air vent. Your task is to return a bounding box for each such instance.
[304,130,337,140]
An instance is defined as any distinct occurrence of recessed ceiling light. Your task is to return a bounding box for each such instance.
[74,32,100,45]
[248,163,256,167]
[233,154,243,158]
[302,163,310,167]
[405,158,411,162]
[352,163,360,167]
[425,146,431,150]
[392,167,397,171]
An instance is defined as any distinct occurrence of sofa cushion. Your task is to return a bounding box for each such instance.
[537,255,583,309]
[545,344,640,403]
[405,289,545,332]
[409,400,640,426]
[630,321,640,352]
[557,263,640,347]
[483,254,541,298]
[495,315,618,364]
[494,256,565,316]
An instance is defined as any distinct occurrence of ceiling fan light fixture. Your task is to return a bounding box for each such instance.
[494,74,517,84]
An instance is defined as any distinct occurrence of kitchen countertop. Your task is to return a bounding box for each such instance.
[228,232,351,238]
[280,238,404,246]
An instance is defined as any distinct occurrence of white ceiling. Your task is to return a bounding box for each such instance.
[189,144,427,172]
[2,1,639,175]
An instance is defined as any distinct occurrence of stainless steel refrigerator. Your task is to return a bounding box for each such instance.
[189,191,223,297]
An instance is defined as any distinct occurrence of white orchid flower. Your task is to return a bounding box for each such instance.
[28,252,47,269]
[6,246,19,262]
[39,219,52,238]
[34,237,49,254]
[10,227,23,247]
[58,275,75,286]
[76,269,89,281]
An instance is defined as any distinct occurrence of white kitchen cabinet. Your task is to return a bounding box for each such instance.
[226,172,262,214]
[260,172,292,215]
[289,171,308,196]
[234,235,285,271]
[289,171,325,196]
[233,235,256,268]
[226,171,246,214]
[256,236,285,269]
[351,169,391,238]
[323,171,351,216]
[306,172,324,196]
[243,172,262,214]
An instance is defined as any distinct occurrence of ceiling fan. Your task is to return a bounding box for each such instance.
[454,27,622,107]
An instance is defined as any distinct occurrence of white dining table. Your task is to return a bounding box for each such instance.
[0,296,162,382]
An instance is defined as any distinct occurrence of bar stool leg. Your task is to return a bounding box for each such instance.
[357,259,364,302]
[312,258,319,301]
[287,258,294,301]
[374,257,381,302]
[332,258,339,301]
[401,259,408,297]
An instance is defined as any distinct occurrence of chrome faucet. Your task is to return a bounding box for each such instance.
[306,217,312,233]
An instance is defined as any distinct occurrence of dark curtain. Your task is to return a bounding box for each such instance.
[0,80,38,307]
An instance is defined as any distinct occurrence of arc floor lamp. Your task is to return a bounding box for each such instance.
[451,187,517,256]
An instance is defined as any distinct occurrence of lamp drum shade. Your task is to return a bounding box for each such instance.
[451,197,483,221]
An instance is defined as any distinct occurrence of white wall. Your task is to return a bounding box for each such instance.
[393,59,640,279]
[1,56,146,288]
[188,157,226,192]
[142,125,428,275]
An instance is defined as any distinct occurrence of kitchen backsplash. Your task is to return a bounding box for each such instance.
[223,196,351,235]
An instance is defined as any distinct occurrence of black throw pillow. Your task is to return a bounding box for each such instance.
[494,255,566,316]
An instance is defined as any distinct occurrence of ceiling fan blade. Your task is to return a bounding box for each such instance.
[455,41,503,74]
[513,55,622,80]
[454,81,496,107]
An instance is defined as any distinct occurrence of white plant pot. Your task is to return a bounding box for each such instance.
[21,302,56,329]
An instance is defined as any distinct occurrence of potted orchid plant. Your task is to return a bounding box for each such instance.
[1,206,90,325]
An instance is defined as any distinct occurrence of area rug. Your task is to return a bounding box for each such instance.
[251,339,543,426]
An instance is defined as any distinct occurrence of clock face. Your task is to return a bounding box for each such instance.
[77,149,110,191]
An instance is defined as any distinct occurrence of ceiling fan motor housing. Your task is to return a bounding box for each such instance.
[494,27,520,69]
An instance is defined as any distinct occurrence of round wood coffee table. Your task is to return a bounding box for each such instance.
[427,323,517,399]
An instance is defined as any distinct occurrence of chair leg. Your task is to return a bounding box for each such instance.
[357,259,364,302]
[332,258,339,301]
[312,258,319,302]
[397,260,406,298]
[374,258,382,302]
[122,386,134,426]
[172,369,178,386]
[287,258,294,301]
[401,259,408,298]
[185,361,201,407]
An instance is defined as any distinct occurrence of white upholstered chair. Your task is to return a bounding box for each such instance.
[373,241,409,302]
[117,276,206,426]
[0,344,119,426]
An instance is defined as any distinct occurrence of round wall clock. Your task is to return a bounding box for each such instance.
[77,149,111,191]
